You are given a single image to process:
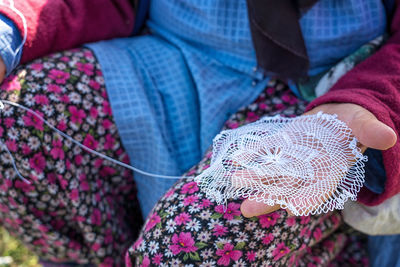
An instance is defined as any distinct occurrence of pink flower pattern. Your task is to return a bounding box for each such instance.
[1,75,21,91]
[213,224,228,237]
[169,232,197,255]
[174,212,191,226]
[215,202,241,220]
[128,79,363,266]
[76,62,94,75]
[22,110,44,130]
[272,242,291,260]
[69,106,86,124]
[216,243,243,266]
[49,69,70,84]
[262,233,274,245]
[0,48,367,266]
[259,212,281,228]
[0,48,142,266]
[145,212,161,232]
[29,153,46,173]
[181,181,199,194]
[50,138,64,160]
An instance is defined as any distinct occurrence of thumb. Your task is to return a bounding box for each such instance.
[306,103,397,151]
[240,199,280,218]
[347,109,397,151]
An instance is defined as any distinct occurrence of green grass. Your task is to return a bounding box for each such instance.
[0,227,40,267]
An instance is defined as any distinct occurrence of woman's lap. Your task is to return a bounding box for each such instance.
[127,81,354,266]
[129,180,345,266]
[0,48,142,266]
[0,47,369,266]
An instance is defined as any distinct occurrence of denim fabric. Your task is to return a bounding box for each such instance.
[132,0,150,35]
[0,14,22,75]
[301,0,386,75]
[368,235,400,267]
[364,149,386,194]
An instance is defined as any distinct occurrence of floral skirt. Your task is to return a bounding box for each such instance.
[126,80,369,266]
[0,48,367,266]
[0,48,142,266]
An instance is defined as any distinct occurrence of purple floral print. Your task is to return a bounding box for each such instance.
[0,48,142,266]
[128,80,369,266]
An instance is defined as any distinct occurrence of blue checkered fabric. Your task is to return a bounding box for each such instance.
[301,0,387,75]
[87,0,386,216]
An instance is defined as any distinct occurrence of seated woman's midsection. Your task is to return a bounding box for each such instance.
[148,0,387,75]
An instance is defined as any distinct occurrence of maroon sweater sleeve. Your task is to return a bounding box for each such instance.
[306,1,400,206]
[0,0,135,63]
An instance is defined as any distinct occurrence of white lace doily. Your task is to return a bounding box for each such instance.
[195,112,368,216]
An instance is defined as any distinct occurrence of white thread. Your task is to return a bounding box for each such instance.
[0,100,187,181]
[0,100,369,216]
[0,138,30,183]
[0,2,186,182]
[195,112,368,216]
[0,1,186,181]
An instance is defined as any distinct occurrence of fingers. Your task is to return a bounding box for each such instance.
[240,194,330,218]
[349,111,397,150]
[239,163,341,218]
[238,104,395,218]
[240,200,295,217]
[237,107,388,218]
[305,103,397,151]
[240,199,280,218]
[236,150,338,218]
[286,209,295,216]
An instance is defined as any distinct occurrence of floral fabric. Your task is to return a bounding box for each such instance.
[0,47,370,266]
[0,48,142,266]
[128,80,367,266]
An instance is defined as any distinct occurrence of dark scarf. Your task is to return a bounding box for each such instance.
[246,0,318,80]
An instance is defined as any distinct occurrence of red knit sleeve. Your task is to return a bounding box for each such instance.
[0,0,135,63]
[306,0,400,206]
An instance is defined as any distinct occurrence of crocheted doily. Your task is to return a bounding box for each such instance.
[195,112,368,216]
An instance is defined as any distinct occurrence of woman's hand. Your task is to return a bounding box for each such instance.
[240,103,397,218]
